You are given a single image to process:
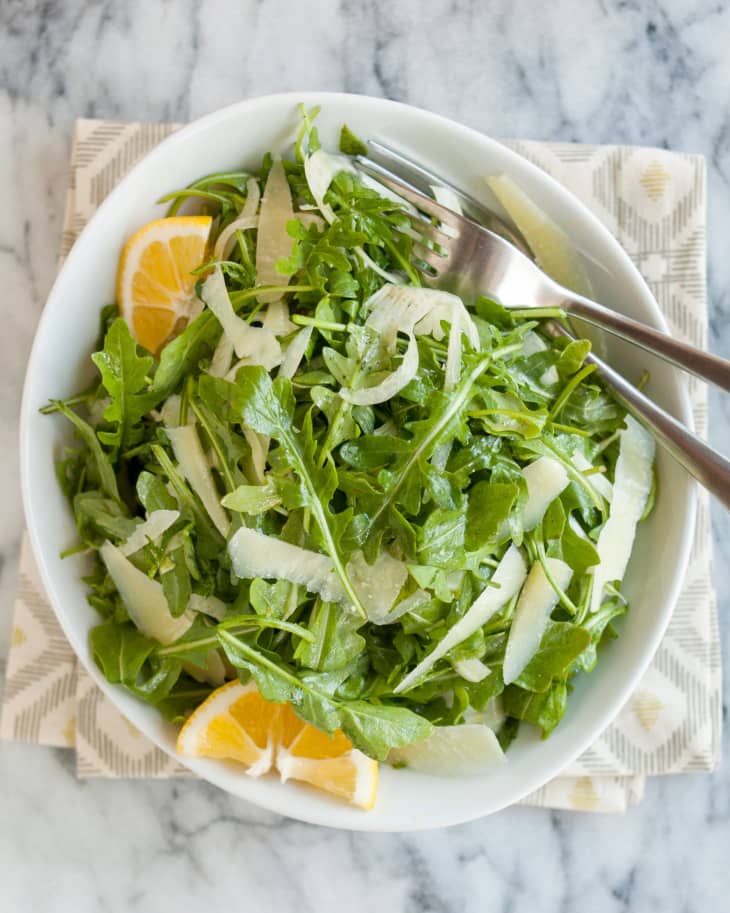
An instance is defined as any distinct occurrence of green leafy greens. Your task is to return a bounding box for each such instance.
[47,108,653,771]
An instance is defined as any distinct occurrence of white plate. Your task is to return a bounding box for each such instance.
[20,93,695,831]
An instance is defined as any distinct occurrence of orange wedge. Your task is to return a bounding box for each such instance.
[116,215,212,354]
[176,680,378,809]
[276,703,378,809]
[176,680,275,777]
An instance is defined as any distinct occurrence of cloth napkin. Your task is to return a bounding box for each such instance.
[0,119,721,812]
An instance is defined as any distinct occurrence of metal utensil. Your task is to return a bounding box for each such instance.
[357,150,730,393]
[355,145,730,508]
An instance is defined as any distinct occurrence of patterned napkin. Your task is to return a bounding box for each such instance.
[0,120,721,812]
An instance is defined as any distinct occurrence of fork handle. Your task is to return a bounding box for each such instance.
[548,323,730,509]
[560,292,730,393]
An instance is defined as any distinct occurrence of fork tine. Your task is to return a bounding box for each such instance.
[368,139,478,209]
[365,140,533,258]
[403,212,454,247]
[411,240,447,276]
[355,157,463,230]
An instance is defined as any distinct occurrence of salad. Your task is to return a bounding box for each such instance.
[46,108,655,808]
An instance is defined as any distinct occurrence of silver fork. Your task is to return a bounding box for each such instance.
[356,146,730,509]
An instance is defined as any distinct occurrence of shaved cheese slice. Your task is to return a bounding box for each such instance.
[188,594,228,622]
[375,588,430,626]
[388,724,505,775]
[348,550,408,622]
[228,528,342,602]
[256,160,295,310]
[166,424,230,537]
[502,558,573,684]
[522,456,570,530]
[208,331,235,378]
[99,541,193,645]
[183,649,227,687]
[394,546,527,694]
[118,510,180,556]
[486,173,593,297]
[243,428,268,485]
[453,657,491,683]
[228,529,409,619]
[159,394,187,429]
[573,451,613,503]
[279,325,313,380]
[202,268,282,370]
[590,417,655,613]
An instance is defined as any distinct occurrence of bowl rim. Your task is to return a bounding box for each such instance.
[20,91,697,830]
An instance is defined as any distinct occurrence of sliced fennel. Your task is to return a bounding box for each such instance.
[340,284,479,405]
[202,267,282,371]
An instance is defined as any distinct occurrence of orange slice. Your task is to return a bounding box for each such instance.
[116,215,212,354]
[176,680,275,777]
[176,680,378,809]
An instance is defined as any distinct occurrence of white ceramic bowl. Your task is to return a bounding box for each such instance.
[21,92,695,831]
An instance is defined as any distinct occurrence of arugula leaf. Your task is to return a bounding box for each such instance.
[218,629,431,758]
[90,621,156,684]
[151,311,220,401]
[339,125,368,156]
[294,601,365,671]
[91,318,154,458]
[161,546,192,617]
[206,367,368,618]
[513,622,590,692]
[503,679,568,737]
[465,481,518,550]
[53,402,121,502]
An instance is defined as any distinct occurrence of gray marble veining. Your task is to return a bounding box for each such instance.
[1,1,728,910]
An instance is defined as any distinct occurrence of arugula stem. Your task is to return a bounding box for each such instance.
[229,284,315,308]
[532,536,579,615]
[292,315,347,332]
[546,421,591,438]
[541,438,606,514]
[508,307,567,320]
[156,618,314,656]
[548,364,597,420]
[369,356,491,528]
[151,444,224,545]
[40,392,95,414]
[189,398,236,493]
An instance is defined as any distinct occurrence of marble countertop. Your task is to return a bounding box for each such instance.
[1,1,728,910]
